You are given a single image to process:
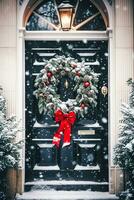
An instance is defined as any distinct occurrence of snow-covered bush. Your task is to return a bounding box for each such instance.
[114,78,134,200]
[0,88,22,171]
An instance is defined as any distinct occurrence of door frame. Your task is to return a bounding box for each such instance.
[17,1,114,193]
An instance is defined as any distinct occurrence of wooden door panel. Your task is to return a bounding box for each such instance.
[37,144,58,166]
[60,143,76,170]
[25,40,108,183]
[77,143,98,166]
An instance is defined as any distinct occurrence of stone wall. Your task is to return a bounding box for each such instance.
[109,0,133,194]
[0,0,17,116]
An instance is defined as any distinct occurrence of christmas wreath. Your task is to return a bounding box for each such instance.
[34,56,99,119]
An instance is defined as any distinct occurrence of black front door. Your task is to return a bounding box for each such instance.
[25,40,108,191]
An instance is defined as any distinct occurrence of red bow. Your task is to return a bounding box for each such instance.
[52,109,76,148]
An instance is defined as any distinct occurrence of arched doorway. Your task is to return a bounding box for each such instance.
[22,0,110,192]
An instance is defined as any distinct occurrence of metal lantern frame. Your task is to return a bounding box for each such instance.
[58,3,74,31]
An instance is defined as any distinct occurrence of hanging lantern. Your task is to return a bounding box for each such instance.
[101,85,108,97]
[58,2,74,31]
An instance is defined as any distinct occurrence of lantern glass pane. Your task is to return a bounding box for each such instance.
[73,0,106,30]
[59,9,73,30]
[26,0,59,31]
[26,0,106,31]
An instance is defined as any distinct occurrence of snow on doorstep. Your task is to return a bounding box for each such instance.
[74,164,100,171]
[25,180,108,185]
[16,191,118,200]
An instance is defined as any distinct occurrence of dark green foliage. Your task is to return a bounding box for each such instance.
[114,79,134,200]
[34,56,99,118]
[0,99,22,171]
[0,88,22,199]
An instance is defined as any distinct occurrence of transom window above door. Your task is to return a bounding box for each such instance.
[26,0,107,31]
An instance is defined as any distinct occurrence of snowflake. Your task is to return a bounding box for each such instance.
[104,52,108,57]
[25,71,29,76]
[102,117,108,124]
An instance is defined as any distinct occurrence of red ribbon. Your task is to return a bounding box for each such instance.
[52,109,76,148]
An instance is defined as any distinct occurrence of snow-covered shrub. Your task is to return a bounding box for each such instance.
[0,87,23,198]
[114,79,134,200]
[0,113,22,171]
[0,92,22,171]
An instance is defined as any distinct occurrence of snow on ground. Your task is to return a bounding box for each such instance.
[16,191,118,200]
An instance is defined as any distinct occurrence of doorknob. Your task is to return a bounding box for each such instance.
[101,85,108,97]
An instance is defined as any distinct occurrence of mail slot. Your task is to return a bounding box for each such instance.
[78,130,95,135]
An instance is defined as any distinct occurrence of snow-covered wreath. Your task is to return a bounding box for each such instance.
[34,56,99,119]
